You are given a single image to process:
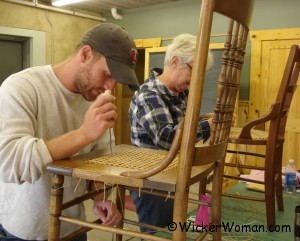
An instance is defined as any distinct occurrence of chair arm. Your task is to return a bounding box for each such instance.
[120,120,184,178]
[239,102,280,139]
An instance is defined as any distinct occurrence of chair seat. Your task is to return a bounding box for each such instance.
[229,127,268,139]
[87,148,178,173]
[228,127,268,144]
[47,144,215,193]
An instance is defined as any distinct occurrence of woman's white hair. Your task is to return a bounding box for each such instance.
[164,33,214,70]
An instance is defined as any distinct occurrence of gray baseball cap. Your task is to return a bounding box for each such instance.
[81,23,139,91]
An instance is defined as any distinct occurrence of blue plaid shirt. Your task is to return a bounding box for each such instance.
[129,73,210,150]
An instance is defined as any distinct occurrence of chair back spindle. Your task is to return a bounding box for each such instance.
[174,1,254,240]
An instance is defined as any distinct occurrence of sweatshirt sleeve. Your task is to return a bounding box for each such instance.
[0,77,53,184]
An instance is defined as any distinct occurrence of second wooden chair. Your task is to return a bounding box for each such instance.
[224,44,300,229]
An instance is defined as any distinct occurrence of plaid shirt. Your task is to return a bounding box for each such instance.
[129,73,210,150]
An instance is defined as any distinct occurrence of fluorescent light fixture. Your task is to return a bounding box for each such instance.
[52,0,84,7]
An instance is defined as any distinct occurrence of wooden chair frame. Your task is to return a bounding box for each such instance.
[46,1,254,241]
[224,44,300,229]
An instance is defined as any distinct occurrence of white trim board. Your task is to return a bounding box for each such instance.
[0,26,46,67]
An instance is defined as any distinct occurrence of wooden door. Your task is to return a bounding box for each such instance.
[249,28,300,169]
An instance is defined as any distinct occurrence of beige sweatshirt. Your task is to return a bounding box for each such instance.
[0,65,113,240]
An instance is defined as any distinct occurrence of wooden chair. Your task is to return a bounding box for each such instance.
[224,44,300,229]
[46,0,254,240]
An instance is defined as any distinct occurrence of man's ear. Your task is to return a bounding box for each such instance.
[80,45,93,63]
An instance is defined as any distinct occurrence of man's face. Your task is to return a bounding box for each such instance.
[73,54,117,101]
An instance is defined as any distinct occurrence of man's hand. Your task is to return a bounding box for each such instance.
[92,199,122,226]
[80,94,117,143]
[45,94,117,161]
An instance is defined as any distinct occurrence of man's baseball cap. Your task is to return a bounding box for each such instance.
[81,23,139,91]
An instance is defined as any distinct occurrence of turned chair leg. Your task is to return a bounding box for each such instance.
[115,185,126,241]
[264,157,276,229]
[211,160,224,241]
[48,174,64,241]
[275,144,284,211]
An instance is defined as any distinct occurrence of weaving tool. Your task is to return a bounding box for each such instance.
[104,90,113,154]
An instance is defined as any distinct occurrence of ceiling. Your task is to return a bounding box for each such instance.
[33,0,181,15]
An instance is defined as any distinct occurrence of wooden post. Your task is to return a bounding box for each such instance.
[48,174,64,241]
[115,185,125,241]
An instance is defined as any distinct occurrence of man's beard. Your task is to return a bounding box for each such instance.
[73,63,95,101]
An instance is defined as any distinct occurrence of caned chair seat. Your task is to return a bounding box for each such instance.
[87,149,178,173]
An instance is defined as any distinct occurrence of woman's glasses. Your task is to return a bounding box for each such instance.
[186,63,193,70]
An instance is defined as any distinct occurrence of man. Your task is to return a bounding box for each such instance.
[0,23,139,241]
[129,33,214,233]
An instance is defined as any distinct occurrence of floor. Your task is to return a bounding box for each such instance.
[220,183,299,241]
[83,183,299,241]
[84,186,199,241]
[84,199,140,241]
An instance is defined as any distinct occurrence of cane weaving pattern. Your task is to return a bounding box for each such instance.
[86,149,178,173]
